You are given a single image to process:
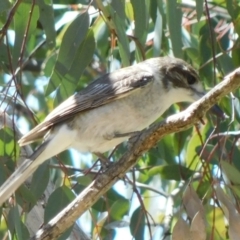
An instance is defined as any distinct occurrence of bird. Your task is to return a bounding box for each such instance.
[0,56,209,206]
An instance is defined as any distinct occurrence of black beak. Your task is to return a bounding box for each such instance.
[210,104,228,120]
[196,91,228,120]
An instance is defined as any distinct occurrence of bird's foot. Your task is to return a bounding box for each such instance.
[94,152,113,170]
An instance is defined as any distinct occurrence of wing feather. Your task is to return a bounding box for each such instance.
[19,66,153,146]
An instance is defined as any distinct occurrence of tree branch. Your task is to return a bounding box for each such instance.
[31,67,240,240]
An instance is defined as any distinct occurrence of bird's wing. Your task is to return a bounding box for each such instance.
[19,66,154,145]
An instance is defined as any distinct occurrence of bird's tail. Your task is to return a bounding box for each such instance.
[0,159,39,206]
[0,140,50,206]
[0,125,73,206]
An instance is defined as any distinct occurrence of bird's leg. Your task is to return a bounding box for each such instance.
[94,152,110,169]
[94,145,120,170]
[94,152,109,162]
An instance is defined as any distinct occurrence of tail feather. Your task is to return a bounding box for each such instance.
[18,128,47,146]
[0,159,39,206]
[0,124,74,206]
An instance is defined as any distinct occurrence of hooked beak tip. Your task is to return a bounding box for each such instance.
[210,104,229,120]
[195,91,228,120]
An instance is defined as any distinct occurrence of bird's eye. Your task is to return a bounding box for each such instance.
[187,74,196,85]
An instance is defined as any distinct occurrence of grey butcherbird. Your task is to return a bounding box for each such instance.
[0,57,218,205]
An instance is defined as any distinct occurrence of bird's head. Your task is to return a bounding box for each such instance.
[143,57,225,119]
[145,57,205,103]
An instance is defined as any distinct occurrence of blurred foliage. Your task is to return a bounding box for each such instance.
[0,0,240,239]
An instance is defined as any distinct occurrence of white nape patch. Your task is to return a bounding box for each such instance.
[182,65,189,71]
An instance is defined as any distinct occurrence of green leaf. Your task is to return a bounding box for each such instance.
[107,187,128,202]
[92,188,128,212]
[14,206,29,240]
[44,186,75,240]
[16,184,37,208]
[153,9,162,57]
[7,207,30,239]
[221,161,240,185]
[125,1,134,21]
[13,2,39,68]
[0,127,20,159]
[131,0,150,61]
[44,186,75,222]
[53,27,96,104]
[156,134,176,165]
[217,53,235,75]
[30,161,50,201]
[186,132,204,170]
[56,12,89,71]
[130,207,145,239]
[148,164,195,181]
[109,6,130,66]
[92,17,110,58]
[130,0,148,44]
[195,144,218,165]
[182,28,199,49]
[0,162,7,186]
[43,52,58,77]
[166,0,183,58]
[75,175,93,187]
[92,197,107,212]
[0,0,11,13]
[111,0,125,20]
[173,128,194,156]
[224,138,240,171]
[226,0,240,20]
[199,22,215,84]
[7,207,15,236]
[46,11,90,96]
[232,40,240,66]
[196,0,204,21]
[184,47,199,62]
[109,199,130,220]
[36,0,56,48]
[0,43,9,72]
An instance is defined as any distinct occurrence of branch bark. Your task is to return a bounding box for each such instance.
[31,67,240,240]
